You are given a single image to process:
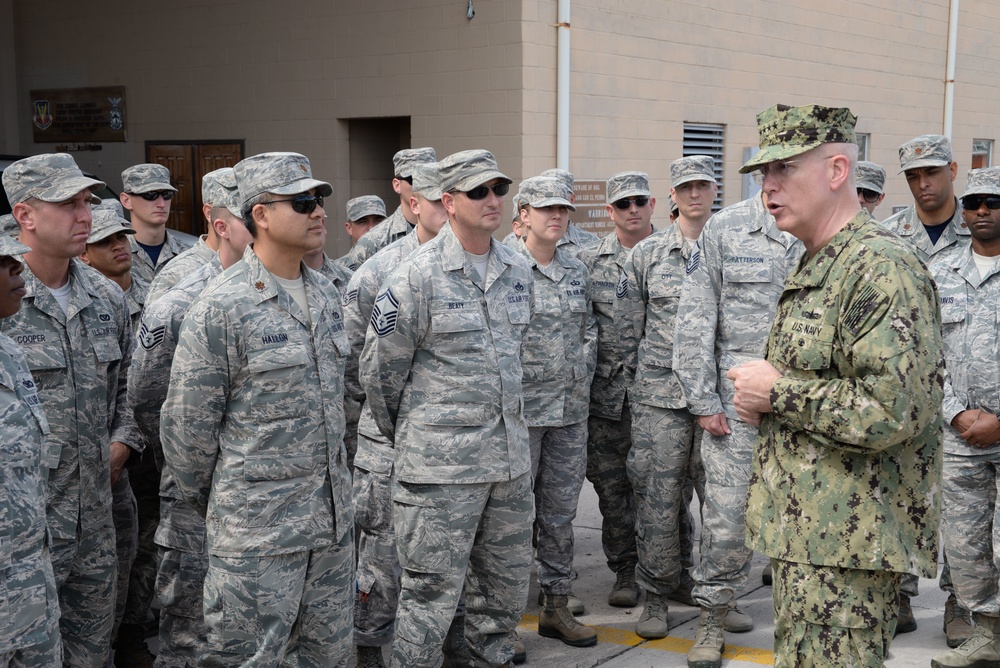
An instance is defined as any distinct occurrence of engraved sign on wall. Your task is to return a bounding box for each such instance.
[30,86,127,143]
[569,180,613,238]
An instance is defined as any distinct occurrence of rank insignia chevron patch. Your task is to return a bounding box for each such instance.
[371,289,399,337]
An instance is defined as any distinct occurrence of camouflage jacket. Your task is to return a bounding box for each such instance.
[673,195,803,418]
[578,231,640,420]
[344,206,413,271]
[1,260,140,539]
[0,333,59,650]
[932,245,1000,455]
[161,247,353,556]
[745,211,943,576]
[145,235,216,305]
[514,240,597,427]
[129,229,194,285]
[344,233,421,474]
[880,200,969,264]
[618,224,692,410]
[561,222,601,254]
[124,272,149,336]
[316,253,353,294]
[359,223,533,484]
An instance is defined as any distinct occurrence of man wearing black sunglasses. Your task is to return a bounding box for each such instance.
[163,152,355,667]
[855,161,886,215]
[120,163,193,286]
[931,166,1000,668]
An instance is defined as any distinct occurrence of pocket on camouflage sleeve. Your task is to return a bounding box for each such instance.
[787,563,890,629]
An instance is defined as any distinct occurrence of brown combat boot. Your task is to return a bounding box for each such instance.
[931,614,1000,668]
[538,594,598,647]
[894,593,917,635]
[608,568,640,607]
[944,593,975,649]
[687,606,728,668]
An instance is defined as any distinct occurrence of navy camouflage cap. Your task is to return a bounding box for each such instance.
[540,168,574,191]
[739,104,857,174]
[234,152,333,205]
[438,150,511,194]
[393,147,437,179]
[855,161,886,194]
[961,167,1000,198]
[122,163,176,194]
[670,155,717,188]
[898,134,953,173]
[346,195,387,221]
[202,167,237,207]
[607,171,650,203]
[517,176,576,211]
[411,163,444,202]
[2,153,105,206]
[87,199,136,244]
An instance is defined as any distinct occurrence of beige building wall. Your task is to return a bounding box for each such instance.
[6,0,1000,251]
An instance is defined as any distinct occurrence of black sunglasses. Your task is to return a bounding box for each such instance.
[456,183,510,200]
[857,188,881,204]
[397,175,413,185]
[962,195,1000,211]
[137,190,175,201]
[612,196,649,210]
[260,194,325,215]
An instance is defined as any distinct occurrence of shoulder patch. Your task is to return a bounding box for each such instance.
[686,243,701,275]
[615,270,629,299]
[342,289,358,306]
[138,323,166,350]
[371,289,400,337]
[843,283,888,335]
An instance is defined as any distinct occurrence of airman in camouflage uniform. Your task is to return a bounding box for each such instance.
[513,176,598,648]
[120,163,192,285]
[733,103,943,668]
[161,152,354,667]
[0,233,63,667]
[578,171,654,608]
[3,153,143,667]
[145,168,234,305]
[539,168,600,253]
[128,179,253,668]
[855,161,887,215]
[359,150,534,668]
[337,195,387,261]
[930,167,1000,668]
[344,148,435,271]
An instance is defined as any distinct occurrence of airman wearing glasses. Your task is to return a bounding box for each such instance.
[120,163,193,285]
[3,153,142,667]
[728,104,943,668]
[345,147,436,271]
[162,152,355,667]
[881,135,969,264]
[360,149,535,668]
[576,171,653,611]
[855,161,886,215]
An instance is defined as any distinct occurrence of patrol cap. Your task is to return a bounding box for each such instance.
[410,163,444,202]
[961,167,1000,198]
[0,232,30,257]
[2,153,105,206]
[898,134,953,173]
[517,176,576,211]
[234,152,333,205]
[393,147,437,179]
[670,155,717,188]
[855,161,886,194]
[1,214,19,238]
[346,195,387,221]
[122,163,176,194]
[437,150,511,194]
[218,180,243,219]
[541,168,574,191]
[202,167,237,208]
[606,171,650,203]
[87,199,136,244]
[739,104,857,174]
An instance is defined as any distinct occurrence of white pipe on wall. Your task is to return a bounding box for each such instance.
[943,0,959,138]
[556,0,570,170]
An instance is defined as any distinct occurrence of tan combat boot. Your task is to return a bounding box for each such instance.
[635,591,669,639]
[944,593,975,649]
[538,594,598,647]
[608,568,640,607]
[687,605,728,668]
[931,614,1000,668]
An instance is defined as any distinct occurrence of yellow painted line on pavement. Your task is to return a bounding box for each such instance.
[519,614,775,665]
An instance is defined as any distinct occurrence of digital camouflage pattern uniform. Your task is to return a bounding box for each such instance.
[856,161,886,195]
[346,195,387,223]
[360,149,534,668]
[122,163,192,285]
[672,192,802,609]
[0,234,63,667]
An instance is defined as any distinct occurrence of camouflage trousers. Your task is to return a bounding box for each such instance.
[50,522,116,667]
[0,626,62,667]
[528,421,587,595]
[353,467,400,647]
[772,559,901,668]
[627,403,703,595]
[692,417,754,607]
[111,470,138,642]
[123,451,161,626]
[941,450,1000,614]
[200,531,355,668]
[390,474,533,668]
[154,497,210,668]
[586,404,638,575]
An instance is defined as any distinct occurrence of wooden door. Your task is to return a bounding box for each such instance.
[147,144,193,234]
[147,142,243,236]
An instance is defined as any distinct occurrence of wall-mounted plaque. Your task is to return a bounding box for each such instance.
[30,86,127,143]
